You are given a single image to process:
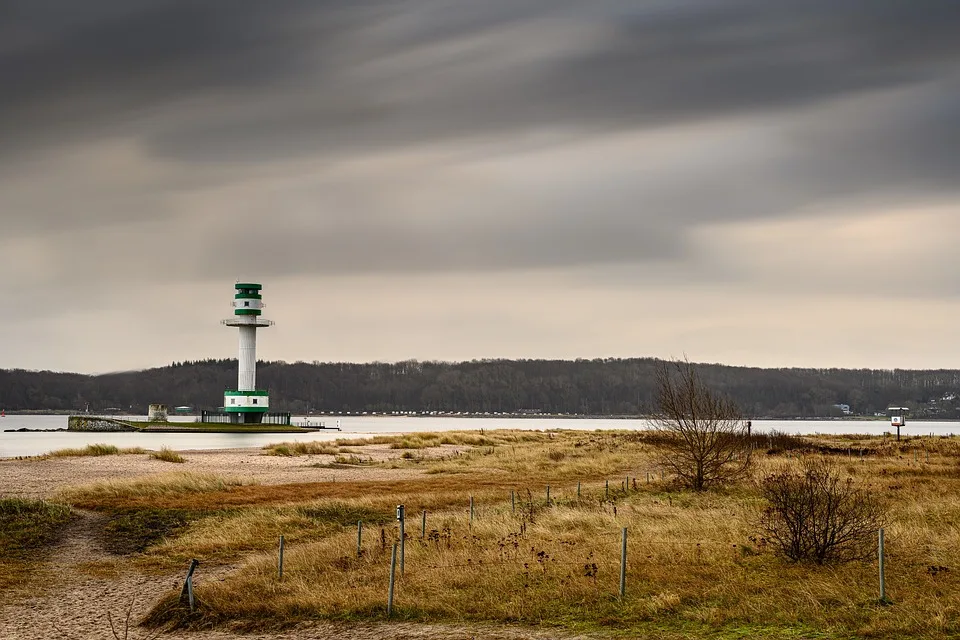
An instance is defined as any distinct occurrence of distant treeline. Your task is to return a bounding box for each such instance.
[3,358,960,419]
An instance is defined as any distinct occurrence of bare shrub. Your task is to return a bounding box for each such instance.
[651,359,752,491]
[759,458,887,564]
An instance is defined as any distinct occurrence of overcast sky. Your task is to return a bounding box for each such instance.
[3,0,960,373]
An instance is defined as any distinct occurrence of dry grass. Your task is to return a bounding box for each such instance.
[336,431,546,450]
[146,467,960,637]
[50,429,960,638]
[149,447,186,463]
[60,472,256,509]
[45,443,146,457]
[0,498,73,592]
[262,441,340,457]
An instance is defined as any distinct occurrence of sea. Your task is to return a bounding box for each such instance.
[0,415,957,459]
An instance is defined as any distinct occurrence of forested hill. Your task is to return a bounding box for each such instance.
[3,358,960,419]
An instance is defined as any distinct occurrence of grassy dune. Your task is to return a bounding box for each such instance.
[149,447,186,463]
[60,471,255,509]
[54,430,960,638]
[46,443,146,457]
[0,498,73,591]
[262,441,340,457]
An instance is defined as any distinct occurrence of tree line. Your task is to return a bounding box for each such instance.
[2,357,960,418]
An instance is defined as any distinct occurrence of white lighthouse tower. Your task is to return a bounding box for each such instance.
[222,283,273,423]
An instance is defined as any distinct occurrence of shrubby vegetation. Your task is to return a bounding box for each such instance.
[759,458,887,564]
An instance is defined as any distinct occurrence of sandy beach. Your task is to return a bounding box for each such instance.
[0,446,590,640]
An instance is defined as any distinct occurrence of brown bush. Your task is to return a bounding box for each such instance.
[759,458,887,564]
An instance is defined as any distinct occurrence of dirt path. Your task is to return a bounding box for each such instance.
[0,509,599,640]
[0,509,176,639]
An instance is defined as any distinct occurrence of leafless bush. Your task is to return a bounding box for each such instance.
[651,359,752,491]
[759,458,887,564]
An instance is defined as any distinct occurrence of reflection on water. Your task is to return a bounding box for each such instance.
[0,415,957,458]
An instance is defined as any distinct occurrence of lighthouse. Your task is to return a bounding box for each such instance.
[222,283,273,423]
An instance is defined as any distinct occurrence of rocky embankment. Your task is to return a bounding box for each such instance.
[66,416,140,432]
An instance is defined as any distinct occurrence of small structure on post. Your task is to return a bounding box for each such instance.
[887,406,909,441]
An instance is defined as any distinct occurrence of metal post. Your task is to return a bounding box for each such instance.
[605,480,609,500]
[357,521,363,557]
[186,576,195,612]
[180,558,199,603]
[546,485,550,505]
[619,528,627,599]
[470,496,474,529]
[278,535,285,580]
[878,528,887,603]
[421,510,427,539]
[511,489,515,513]
[387,542,397,616]
[577,481,581,499]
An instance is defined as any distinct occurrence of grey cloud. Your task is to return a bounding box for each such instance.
[143,0,960,163]
[2,0,959,281]
[3,0,960,161]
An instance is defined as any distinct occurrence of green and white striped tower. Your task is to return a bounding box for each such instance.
[222,283,273,423]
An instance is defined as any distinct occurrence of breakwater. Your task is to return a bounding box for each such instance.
[67,416,140,432]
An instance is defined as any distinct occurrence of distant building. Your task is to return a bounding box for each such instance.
[834,403,852,415]
[148,403,168,421]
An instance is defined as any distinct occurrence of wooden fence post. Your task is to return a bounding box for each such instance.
[387,543,398,616]
[878,528,888,604]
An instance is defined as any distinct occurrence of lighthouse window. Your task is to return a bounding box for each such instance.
[230,399,235,405]
[244,301,250,307]
[252,399,258,405]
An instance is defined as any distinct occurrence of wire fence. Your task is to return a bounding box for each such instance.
[177,476,941,616]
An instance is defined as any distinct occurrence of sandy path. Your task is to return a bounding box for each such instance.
[0,508,179,639]
[0,447,599,639]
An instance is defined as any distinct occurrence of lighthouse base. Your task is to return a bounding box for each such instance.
[232,412,265,424]
[201,410,292,426]
[223,390,270,425]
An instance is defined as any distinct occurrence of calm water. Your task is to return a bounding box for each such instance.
[0,415,957,458]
